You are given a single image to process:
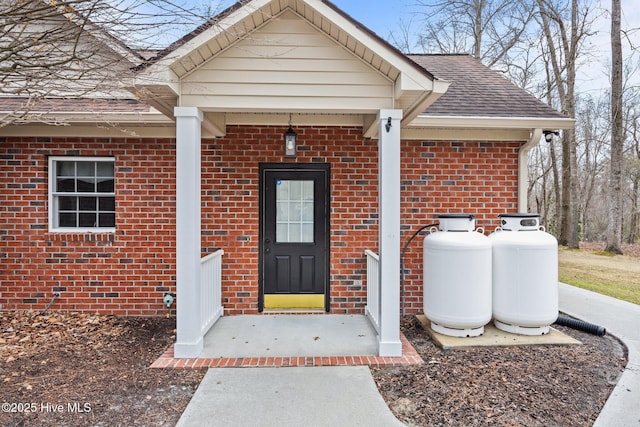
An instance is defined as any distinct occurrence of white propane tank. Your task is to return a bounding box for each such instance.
[423,214,492,337]
[490,213,559,335]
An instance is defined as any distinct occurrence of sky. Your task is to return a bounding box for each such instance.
[330,0,416,41]
[215,0,417,40]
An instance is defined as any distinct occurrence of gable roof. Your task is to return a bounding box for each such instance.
[132,0,449,136]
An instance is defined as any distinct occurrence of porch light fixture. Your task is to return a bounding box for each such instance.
[284,114,297,158]
[543,130,559,142]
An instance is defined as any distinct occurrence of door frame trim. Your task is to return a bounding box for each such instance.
[258,163,331,312]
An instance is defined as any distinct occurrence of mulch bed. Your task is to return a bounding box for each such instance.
[0,311,627,427]
[372,316,627,427]
[0,311,204,427]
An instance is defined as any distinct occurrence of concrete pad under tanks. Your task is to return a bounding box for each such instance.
[176,366,405,427]
[201,314,379,358]
[416,314,581,349]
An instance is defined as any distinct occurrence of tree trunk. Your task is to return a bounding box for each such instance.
[537,0,583,248]
[472,0,485,58]
[549,134,562,235]
[629,177,640,244]
[606,0,624,254]
[559,128,579,247]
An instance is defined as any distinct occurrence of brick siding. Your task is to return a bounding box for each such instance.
[0,128,519,316]
[0,137,177,315]
[400,140,520,314]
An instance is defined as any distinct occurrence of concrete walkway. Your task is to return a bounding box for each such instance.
[176,366,404,427]
[175,285,639,427]
[174,315,408,426]
[559,283,640,427]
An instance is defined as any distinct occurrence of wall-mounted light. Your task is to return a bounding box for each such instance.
[284,114,297,158]
[543,130,559,142]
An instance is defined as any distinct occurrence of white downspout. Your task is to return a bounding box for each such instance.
[518,129,542,213]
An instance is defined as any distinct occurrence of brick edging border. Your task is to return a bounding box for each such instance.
[151,333,423,368]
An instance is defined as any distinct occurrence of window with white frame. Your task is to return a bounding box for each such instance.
[49,157,115,231]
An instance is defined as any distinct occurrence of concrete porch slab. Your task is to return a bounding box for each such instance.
[201,314,378,358]
[417,314,582,349]
[151,314,424,368]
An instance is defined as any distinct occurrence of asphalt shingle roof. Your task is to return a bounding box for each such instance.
[409,54,567,120]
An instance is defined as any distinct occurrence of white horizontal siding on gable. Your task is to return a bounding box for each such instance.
[181,10,394,112]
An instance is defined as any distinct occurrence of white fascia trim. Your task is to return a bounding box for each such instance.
[132,70,181,96]
[8,112,174,125]
[411,115,575,129]
[400,80,451,128]
[0,125,176,139]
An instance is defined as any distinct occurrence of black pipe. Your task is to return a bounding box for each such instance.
[400,223,439,316]
[554,315,606,336]
[41,292,61,315]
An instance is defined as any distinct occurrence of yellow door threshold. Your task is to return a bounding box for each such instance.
[264,294,325,309]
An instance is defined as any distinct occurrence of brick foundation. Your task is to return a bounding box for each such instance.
[0,128,519,316]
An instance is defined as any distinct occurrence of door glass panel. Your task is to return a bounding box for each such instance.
[276,179,314,243]
[301,223,314,242]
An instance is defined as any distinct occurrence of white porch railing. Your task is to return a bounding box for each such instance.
[200,249,224,336]
[364,249,380,334]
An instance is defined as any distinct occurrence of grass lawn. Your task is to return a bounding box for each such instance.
[558,247,640,305]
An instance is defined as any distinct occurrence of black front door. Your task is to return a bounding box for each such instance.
[259,164,330,311]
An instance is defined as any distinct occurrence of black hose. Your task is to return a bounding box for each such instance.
[554,315,606,336]
[400,223,439,316]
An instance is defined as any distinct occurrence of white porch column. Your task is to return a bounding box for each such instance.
[174,107,203,358]
[377,109,403,357]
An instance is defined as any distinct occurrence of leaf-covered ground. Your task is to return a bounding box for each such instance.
[0,311,204,427]
[373,317,627,427]
[0,310,627,427]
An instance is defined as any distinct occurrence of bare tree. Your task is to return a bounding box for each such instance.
[528,142,557,231]
[628,110,640,243]
[536,0,595,248]
[388,17,417,54]
[576,95,610,240]
[0,0,215,127]
[415,0,536,68]
[606,0,624,253]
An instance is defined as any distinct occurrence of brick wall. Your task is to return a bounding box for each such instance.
[400,140,520,314]
[0,137,177,315]
[0,130,520,316]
